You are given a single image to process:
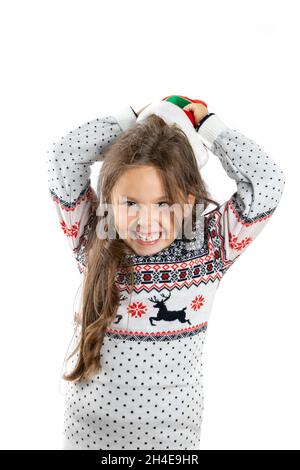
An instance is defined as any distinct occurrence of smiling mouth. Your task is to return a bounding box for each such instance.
[136,231,160,239]
[131,230,164,244]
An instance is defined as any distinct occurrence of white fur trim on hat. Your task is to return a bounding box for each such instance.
[136,100,209,168]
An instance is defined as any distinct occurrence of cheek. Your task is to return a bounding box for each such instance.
[160,211,173,228]
[112,207,129,233]
[120,210,139,234]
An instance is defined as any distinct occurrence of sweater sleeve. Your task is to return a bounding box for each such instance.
[46,106,137,273]
[197,114,286,277]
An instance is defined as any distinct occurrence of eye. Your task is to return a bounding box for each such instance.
[157,201,170,207]
[125,200,170,208]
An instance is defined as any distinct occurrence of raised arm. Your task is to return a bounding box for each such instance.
[46,106,137,273]
[196,113,286,277]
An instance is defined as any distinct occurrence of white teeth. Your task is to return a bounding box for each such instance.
[135,232,161,241]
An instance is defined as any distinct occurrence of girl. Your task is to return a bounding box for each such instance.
[46,96,286,450]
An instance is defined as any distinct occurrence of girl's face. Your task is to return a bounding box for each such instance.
[111,165,195,256]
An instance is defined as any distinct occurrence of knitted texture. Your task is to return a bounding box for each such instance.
[46,106,286,450]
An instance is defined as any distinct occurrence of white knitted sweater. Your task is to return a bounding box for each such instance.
[46,106,285,450]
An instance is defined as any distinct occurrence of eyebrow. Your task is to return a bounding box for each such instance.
[120,195,168,202]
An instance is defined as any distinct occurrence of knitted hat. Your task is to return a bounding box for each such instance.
[136,94,209,168]
[161,95,208,127]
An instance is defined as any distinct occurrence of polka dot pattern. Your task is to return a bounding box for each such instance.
[45,107,137,270]
[210,128,286,218]
[62,327,206,450]
[197,123,286,273]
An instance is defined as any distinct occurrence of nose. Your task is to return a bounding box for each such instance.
[135,205,161,233]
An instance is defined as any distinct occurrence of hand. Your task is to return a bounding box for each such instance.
[137,103,151,116]
[182,102,208,126]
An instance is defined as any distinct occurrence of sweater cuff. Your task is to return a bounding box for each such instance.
[113,105,137,132]
[196,114,228,150]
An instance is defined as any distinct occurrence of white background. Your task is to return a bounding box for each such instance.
[0,0,298,450]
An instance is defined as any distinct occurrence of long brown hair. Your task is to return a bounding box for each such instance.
[63,114,220,383]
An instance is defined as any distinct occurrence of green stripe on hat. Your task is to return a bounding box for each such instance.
[163,95,192,109]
